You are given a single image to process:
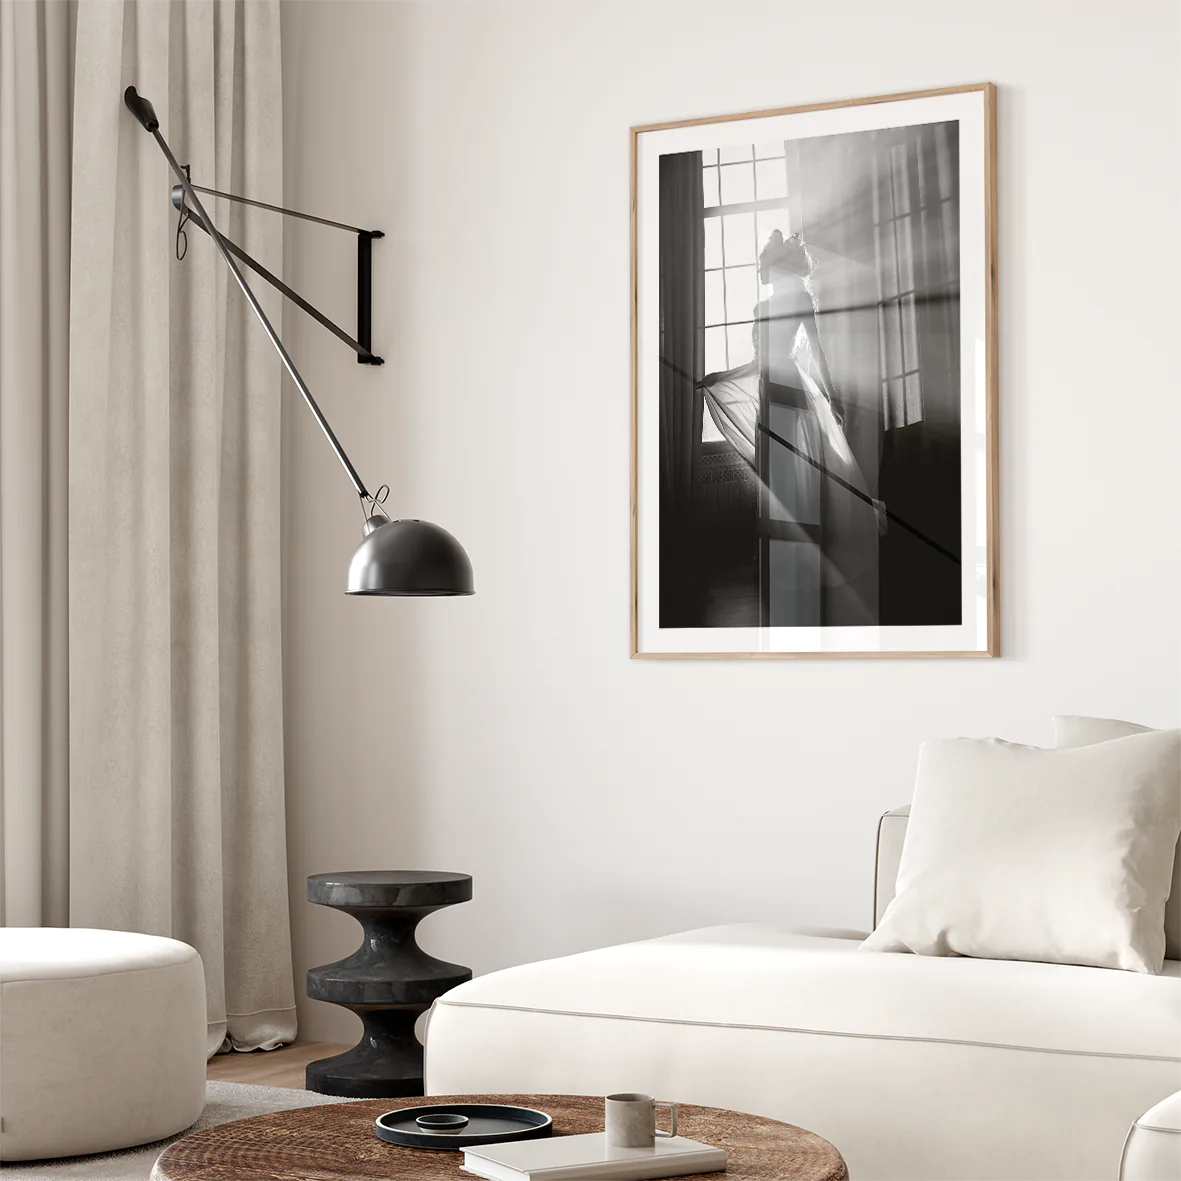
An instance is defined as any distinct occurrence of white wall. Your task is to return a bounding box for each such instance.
[280,0,1181,1043]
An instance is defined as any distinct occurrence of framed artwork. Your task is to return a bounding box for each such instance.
[631,84,997,658]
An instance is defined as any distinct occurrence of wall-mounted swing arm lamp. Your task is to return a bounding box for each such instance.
[123,85,473,597]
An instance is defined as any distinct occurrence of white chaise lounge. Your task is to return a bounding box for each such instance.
[425,809,1181,1181]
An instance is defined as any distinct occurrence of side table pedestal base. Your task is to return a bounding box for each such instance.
[304,871,473,1099]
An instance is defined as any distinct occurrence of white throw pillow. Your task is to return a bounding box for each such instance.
[1053,716,1180,961]
[1053,716,1154,745]
[862,731,1181,973]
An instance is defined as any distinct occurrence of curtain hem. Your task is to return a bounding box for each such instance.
[208,1005,299,1058]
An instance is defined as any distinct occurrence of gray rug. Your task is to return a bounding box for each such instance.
[1,1081,352,1179]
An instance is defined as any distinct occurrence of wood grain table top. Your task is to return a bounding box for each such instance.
[151,1093,848,1181]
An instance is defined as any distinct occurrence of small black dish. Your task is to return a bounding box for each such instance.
[416,1112,469,1132]
[375,1103,553,1151]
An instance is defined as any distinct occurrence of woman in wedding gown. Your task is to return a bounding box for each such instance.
[698,230,883,624]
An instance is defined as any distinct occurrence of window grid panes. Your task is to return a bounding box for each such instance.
[873,136,953,430]
[701,141,791,383]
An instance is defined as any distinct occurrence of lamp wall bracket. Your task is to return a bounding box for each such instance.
[172,181,384,365]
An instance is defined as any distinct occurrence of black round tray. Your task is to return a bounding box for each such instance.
[375,1103,553,1151]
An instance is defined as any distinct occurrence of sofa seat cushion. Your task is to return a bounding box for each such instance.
[437,925,1180,1062]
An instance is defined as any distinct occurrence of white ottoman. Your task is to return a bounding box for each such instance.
[1122,1091,1181,1181]
[0,928,207,1161]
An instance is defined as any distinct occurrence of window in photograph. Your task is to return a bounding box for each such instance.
[701,140,790,443]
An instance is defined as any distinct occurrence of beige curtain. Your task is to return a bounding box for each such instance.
[69,0,295,1055]
[0,0,72,929]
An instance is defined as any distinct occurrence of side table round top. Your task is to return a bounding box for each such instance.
[151,1093,848,1181]
[307,870,472,909]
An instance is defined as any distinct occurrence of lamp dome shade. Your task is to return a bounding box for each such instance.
[347,518,474,596]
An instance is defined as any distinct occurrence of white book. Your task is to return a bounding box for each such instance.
[461,1132,728,1181]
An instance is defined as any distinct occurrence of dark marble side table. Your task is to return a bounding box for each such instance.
[304,870,472,1097]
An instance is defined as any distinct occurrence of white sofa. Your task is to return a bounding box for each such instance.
[425,808,1181,1181]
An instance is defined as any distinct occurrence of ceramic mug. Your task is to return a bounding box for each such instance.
[604,1092,679,1148]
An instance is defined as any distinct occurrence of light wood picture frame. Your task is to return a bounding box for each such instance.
[631,84,998,658]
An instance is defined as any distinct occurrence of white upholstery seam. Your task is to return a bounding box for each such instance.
[0,958,198,985]
[1118,1122,1133,1180]
[1132,1123,1181,1134]
[435,999,1181,1064]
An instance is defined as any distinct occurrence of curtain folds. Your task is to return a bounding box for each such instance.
[0,0,72,928]
[69,0,295,1055]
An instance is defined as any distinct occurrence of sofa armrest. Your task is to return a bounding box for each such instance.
[791,927,871,942]
[1119,1090,1181,1180]
[873,806,910,929]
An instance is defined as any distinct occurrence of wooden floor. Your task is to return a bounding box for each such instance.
[207,1041,351,1090]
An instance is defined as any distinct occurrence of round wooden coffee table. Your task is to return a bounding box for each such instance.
[151,1094,847,1180]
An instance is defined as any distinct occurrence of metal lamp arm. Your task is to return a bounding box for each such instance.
[123,86,373,504]
[174,202,380,364]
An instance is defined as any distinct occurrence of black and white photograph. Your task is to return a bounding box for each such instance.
[632,86,997,656]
